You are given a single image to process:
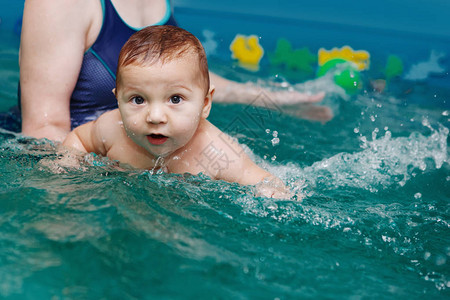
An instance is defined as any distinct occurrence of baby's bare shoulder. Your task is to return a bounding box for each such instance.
[94,110,123,134]
[96,109,121,123]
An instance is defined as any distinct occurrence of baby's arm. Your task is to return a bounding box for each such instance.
[203,126,290,198]
[227,152,290,199]
[50,120,102,170]
[55,113,115,170]
[62,110,119,155]
[63,122,97,153]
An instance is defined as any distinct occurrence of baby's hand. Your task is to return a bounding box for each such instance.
[254,176,294,199]
[39,148,86,173]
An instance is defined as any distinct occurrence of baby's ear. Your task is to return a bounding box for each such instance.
[202,86,215,118]
[112,88,119,105]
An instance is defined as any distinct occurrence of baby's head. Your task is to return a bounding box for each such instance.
[114,25,213,159]
[116,25,209,94]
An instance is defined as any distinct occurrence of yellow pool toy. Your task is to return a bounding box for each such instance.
[318,46,370,71]
[230,34,264,71]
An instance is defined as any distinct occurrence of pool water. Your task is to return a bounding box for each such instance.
[0,30,449,299]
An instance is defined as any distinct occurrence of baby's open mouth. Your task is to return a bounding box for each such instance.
[147,134,168,145]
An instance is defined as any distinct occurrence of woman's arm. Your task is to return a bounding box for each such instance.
[209,72,331,122]
[19,0,98,142]
[210,72,325,105]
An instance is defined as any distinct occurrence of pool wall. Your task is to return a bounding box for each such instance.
[1,0,449,95]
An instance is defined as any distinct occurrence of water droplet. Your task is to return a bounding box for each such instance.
[353,127,359,134]
[271,137,280,146]
[421,117,431,129]
[435,255,446,266]
[372,128,379,140]
[267,204,277,210]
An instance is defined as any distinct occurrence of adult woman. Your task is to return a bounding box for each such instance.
[19,0,327,142]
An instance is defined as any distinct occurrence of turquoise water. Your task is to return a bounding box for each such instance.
[1,32,449,299]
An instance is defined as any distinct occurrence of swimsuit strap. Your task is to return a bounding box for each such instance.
[90,0,177,78]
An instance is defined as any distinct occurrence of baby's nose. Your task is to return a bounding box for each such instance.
[146,104,167,124]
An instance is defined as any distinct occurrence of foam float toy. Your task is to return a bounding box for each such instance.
[229,34,264,71]
[404,50,445,81]
[317,46,370,94]
[268,38,316,81]
[371,55,403,92]
[201,29,218,56]
[384,55,403,81]
[317,58,361,94]
[318,46,370,71]
[269,38,316,73]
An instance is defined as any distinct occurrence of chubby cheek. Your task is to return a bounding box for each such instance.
[121,113,143,138]
[175,115,201,137]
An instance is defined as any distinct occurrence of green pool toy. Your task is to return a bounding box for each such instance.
[317,59,362,94]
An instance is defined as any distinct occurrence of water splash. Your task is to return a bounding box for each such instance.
[280,124,448,193]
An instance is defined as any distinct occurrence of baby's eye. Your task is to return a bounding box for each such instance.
[131,96,145,105]
[169,95,183,104]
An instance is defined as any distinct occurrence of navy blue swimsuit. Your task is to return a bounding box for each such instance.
[70,0,177,128]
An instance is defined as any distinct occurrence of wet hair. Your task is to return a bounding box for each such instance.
[116,25,209,93]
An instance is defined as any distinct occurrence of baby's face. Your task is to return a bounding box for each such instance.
[115,54,211,158]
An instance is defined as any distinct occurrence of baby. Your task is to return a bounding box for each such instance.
[63,25,287,197]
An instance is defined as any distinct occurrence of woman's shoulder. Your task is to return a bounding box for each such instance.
[23,0,102,48]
